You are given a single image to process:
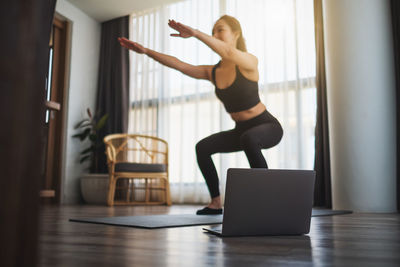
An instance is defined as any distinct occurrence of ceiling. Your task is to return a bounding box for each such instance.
[67,0,183,22]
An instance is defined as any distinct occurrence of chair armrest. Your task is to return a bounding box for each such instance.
[104,143,116,162]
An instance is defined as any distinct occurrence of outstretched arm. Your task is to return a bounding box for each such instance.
[168,20,258,72]
[118,37,212,81]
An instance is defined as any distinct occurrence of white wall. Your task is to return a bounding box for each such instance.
[323,0,397,212]
[56,0,101,204]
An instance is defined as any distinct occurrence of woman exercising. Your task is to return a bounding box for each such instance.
[118,15,283,215]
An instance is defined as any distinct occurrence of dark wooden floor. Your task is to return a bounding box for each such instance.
[38,205,400,266]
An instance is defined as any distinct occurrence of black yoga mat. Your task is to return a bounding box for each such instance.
[70,214,223,229]
[312,209,352,217]
[69,209,352,229]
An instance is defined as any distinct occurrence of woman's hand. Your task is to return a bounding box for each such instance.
[168,19,196,38]
[118,37,147,54]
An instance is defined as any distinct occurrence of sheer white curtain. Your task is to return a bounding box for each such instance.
[129,0,316,204]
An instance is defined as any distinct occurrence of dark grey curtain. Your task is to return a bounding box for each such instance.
[0,0,56,266]
[390,0,400,212]
[94,16,130,174]
[313,0,332,208]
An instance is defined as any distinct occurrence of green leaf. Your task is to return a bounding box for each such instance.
[72,127,92,140]
[95,114,109,130]
[89,134,97,142]
[80,146,94,155]
[79,128,91,141]
[79,155,91,164]
[72,133,82,138]
[79,122,93,128]
[74,119,90,129]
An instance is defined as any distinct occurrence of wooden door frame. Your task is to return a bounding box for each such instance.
[48,13,72,204]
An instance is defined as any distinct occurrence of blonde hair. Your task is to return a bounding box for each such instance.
[213,15,247,52]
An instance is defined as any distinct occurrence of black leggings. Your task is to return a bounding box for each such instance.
[195,110,283,198]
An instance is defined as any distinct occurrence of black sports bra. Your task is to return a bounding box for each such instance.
[212,61,261,113]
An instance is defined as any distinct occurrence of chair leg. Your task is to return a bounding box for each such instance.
[131,179,135,202]
[165,178,172,206]
[145,178,150,203]
[125,179,131,203]
[107,176,117,206]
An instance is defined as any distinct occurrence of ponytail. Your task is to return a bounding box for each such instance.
[236,33,247,52]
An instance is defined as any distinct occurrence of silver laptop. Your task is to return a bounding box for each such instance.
[203,168,315,237]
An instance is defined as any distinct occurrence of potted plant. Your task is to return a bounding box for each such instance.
[73,108,109,204]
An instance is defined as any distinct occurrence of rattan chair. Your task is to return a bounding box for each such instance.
[104,134,172,206]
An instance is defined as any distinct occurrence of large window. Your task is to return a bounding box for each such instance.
[129,0,316,203]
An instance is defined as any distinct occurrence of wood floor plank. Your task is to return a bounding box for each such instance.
[38,205,400,266]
